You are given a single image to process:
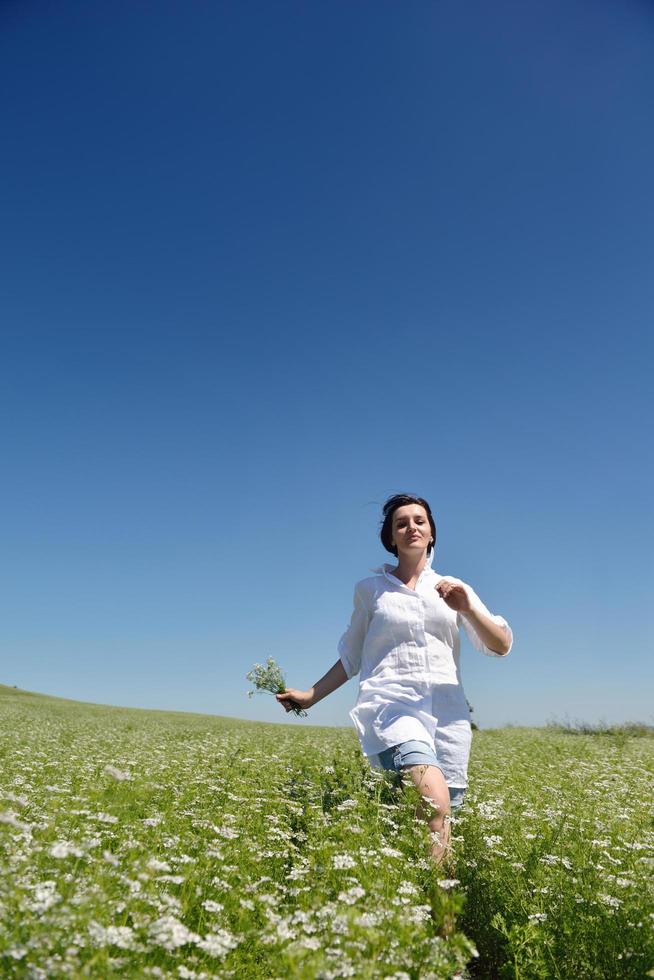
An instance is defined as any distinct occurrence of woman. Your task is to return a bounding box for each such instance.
[277,493,513,864]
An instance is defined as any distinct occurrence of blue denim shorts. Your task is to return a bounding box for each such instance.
[369,740,466,809]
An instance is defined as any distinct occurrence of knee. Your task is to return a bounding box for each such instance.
[426,803,450,831]
[416,791,450,830]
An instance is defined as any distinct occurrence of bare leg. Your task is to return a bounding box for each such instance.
[401,764,451,865]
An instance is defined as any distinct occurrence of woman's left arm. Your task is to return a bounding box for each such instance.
[459,605,511,655]
[436,579,512,656]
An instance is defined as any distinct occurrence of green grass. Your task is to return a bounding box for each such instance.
[0,684,652,978]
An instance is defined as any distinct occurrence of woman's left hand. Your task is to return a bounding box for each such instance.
[436,580,472,612]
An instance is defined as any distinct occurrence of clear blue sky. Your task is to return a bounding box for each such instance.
[1,0,652,729]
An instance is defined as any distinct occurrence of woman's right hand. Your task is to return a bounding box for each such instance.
[276,688,314,713]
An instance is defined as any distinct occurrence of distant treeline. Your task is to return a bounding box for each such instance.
[546,718,654,737]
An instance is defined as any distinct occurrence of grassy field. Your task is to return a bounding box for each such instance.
[0,684,652,979]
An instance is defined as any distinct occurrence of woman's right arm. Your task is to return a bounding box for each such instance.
[276,659,349,713]
[277,582,369,714]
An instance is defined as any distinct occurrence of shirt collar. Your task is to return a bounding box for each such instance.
[371,547,435,579]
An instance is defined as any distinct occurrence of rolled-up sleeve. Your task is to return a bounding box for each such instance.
[337,582,370,679]
[457,582,513,658]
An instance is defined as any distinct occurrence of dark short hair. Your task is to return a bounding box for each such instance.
[380,493,437,557]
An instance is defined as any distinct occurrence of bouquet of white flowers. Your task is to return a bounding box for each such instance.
[246,657,307,717]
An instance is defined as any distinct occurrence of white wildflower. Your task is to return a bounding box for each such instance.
[528,912,547,922]
[331,914,350,936]
[337,886,366,904]
[275,920,296,941]
[50,840,84,859]
[201,900,224,913]
[28,881,60,913]
[104,765,132,781]
[287,866,310,880]
[88,921,136,949]
[147,858,171,872]
[437,878,460,890]
[356,911,381,927]
[215,826,239,840]
[332,854,357,869]
[2,792,28,808]
[149,915,199,951]
[246,657,307,715]
[195,929,239,957]
[0,811,29,832]
[379,846,403,858]
[94,812,118,824]
[406,904,432,923]
[6,946,27,961]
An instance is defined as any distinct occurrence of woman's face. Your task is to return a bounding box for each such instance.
[391,504,432,557]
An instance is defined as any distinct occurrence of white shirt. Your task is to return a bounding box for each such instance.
[337,549,513,787]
